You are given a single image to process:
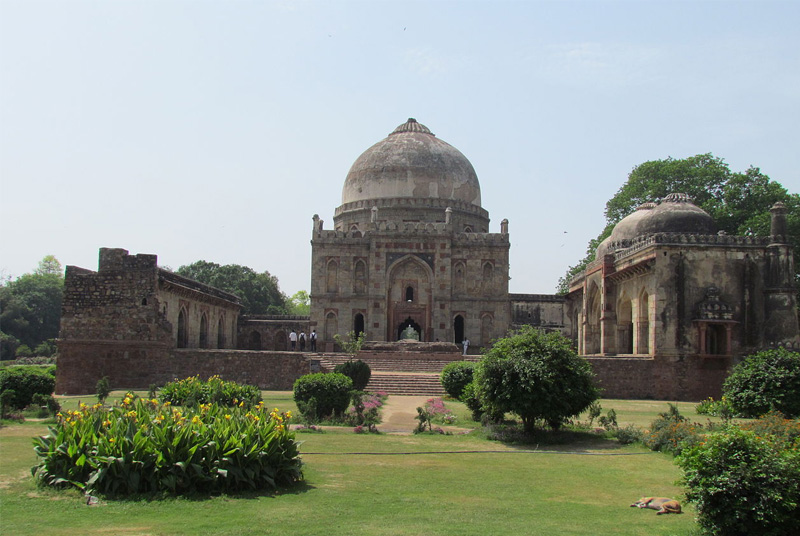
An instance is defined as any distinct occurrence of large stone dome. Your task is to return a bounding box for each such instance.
[341,118,482,207]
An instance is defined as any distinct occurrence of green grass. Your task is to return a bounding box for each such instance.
[0,393,700,535]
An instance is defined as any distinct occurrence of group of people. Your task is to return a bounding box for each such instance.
[289,329,317,352]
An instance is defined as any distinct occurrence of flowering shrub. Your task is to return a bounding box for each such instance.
[159,376,262,408]
[347,391,383,432]
[32,393,302,495]
[642,404,702,455]
[739,410,800,451]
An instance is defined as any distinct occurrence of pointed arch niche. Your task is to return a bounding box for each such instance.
[386,255,433,341]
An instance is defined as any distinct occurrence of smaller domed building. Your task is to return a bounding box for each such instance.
[566,194,798,399]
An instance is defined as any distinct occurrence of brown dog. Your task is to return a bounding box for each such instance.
[630,497,682,515]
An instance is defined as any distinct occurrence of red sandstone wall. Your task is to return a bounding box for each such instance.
[586,356,731,401]
[56,343,310,394]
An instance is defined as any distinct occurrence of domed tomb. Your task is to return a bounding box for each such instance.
[335,119,489,231]
[599,194,717,256]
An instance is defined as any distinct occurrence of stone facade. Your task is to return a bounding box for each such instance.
[56,120,799,400]
[309,119,511,350]
[566,197,800,399]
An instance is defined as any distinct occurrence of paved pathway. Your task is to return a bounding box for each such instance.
[377,395,430,433]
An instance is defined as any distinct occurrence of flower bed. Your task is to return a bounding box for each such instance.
[32,393,302,495]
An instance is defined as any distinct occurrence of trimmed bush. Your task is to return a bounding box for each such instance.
[0,367,55,409]
[723,348,800,418]
[334,360,371,391]
[159,376,261,408]
[440,361,475,400]
[293,372,353,420]
[32,395,302,495]
[678,427,800,536]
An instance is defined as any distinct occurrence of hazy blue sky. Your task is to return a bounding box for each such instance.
[2,0,798,296]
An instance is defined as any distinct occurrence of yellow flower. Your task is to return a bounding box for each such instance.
[285,411,292,419]
[109,437,116,443]
[224,414,232,421]
[191,415,201,425]
[103,419,112,427]
[239,401,245,407]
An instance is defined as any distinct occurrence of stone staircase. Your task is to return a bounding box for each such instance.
[313,352,479,396]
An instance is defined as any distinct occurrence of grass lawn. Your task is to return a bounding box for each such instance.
[0,392,700,535]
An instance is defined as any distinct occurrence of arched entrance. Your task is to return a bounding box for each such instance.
[453,315,465,344]
[386,255,432,341]
[354,313,365,338]
[398,317,422,340]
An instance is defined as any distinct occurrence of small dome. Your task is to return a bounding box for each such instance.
[600,194,716,256]
[341,118,482,206]
[641,193,716,235]
[607,202,658,244]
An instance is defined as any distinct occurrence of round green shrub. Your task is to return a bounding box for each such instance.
[723,348,800,418]
[333,360,371,391]
[293,372,353,420]
[0,367,56,409]
[440,361,475,400]
[678,427,800,535]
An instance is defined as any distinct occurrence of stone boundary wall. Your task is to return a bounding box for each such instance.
[56,343,310,394]
[585,355,731,401]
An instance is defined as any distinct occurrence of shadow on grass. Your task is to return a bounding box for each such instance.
[480,422,635,453]
[89,480,316,503]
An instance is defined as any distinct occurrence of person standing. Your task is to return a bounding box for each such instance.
[289,330,297,351]
[462,338,470,356]
[310,329,317,352]
[299,331,306,351]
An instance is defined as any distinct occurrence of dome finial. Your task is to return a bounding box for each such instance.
[391,118,434,136]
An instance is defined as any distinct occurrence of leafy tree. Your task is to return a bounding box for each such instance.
[557,154,800,294]
[0,257,64,359]
[722,348,800,418]
[475,326,599,433]
[34,255,63,276]
[288,290,310,316]
[175,261,288,315]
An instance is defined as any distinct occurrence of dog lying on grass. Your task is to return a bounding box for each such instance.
[630,497,682,515]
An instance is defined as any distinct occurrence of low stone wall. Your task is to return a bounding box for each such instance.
[586,355,731,401]
[56,341,310,394]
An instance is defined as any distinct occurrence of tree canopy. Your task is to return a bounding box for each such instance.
[475,326,599,432]
[287,290,310,316]
[0,256,64,359]
[557,153,800,294]
[175,261,288,315]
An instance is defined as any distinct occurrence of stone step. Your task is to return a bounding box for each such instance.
[307,352,479,396]
[366,372,446,397]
